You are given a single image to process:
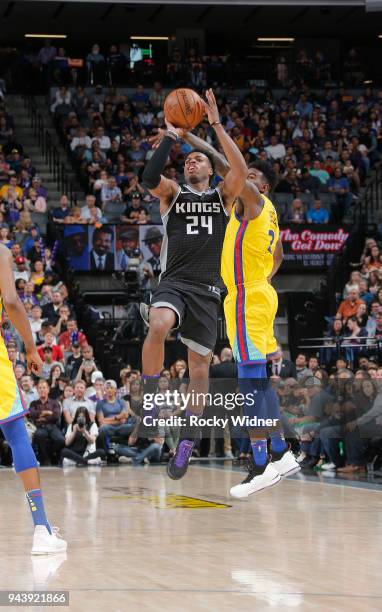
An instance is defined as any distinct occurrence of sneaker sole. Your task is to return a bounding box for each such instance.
[230,473,281,499]
[278,465,301,479]
[31,546,67,555]
[166,461,189,480]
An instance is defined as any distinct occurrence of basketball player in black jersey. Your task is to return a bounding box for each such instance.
[141,89,247,479]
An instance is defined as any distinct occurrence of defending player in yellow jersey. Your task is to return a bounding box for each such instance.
[221,181,280,365]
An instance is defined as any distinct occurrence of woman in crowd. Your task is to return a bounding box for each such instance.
[61,407,105,466]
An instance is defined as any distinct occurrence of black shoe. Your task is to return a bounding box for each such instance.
[301,456,319,469]
[167,439,195,480]
[299,455,313,468]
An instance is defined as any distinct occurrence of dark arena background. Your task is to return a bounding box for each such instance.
[0,0,382,610]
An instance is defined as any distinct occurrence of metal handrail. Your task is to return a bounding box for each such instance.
[23,95,77,207]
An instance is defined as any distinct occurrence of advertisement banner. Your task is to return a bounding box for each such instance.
[279,225,350,270]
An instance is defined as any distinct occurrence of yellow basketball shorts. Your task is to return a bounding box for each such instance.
[0,343,27,425]
[224,281,278,365]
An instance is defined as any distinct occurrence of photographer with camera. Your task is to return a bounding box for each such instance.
[61,406,106,466]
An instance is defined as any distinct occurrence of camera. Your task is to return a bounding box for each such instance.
[77,415,86,429]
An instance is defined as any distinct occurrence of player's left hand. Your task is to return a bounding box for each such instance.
[149,126,187,149]
[203,89,220,126]
[26,348,43,376]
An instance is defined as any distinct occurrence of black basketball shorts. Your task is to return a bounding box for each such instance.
[150,279,220,356]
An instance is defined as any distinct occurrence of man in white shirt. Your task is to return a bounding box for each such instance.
[14,257,30,282]
[80,194,102,222]
[29,304,43,341]
[92,126,111,152]
[62,380,96,423]
[265,135,286,161]
[70,127,92,153]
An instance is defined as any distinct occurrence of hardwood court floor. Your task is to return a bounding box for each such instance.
[1,462,382,611]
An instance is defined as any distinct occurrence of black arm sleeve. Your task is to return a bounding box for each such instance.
[142,135,175,189]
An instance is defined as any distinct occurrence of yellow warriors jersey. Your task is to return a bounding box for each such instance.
[221,194,279,291]
[221,195,279,364]
[0,300,27,424]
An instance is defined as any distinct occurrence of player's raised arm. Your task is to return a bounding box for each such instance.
[142,121,181,213]
[0,244,42,376]
[203,89,247,205]
[183,131,230,178]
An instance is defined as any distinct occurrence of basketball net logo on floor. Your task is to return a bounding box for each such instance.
[103,486,231,509]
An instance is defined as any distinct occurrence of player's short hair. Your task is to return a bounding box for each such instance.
[185,150,215,175]
[248,160,279,193]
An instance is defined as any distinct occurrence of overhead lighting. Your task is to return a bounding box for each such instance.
[25,34,67,39]
[364,80,373,84]
[130,36,169,41]
[379,35,382,38]
[257,37,295,42]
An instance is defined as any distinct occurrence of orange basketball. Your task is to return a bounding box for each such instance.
[164,88,205,129]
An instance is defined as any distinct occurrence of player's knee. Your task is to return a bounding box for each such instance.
[148,316,173,341]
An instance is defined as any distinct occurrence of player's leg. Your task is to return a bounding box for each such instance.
[141,284,185,396]
[230,362,281,498]
[0,416,67,554]
[167,348,211,480]
[167,290,217,480]
[226,287,280,498]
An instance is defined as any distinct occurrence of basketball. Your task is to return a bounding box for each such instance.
[164,88,205,129]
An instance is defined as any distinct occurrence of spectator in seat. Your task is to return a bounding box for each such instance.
[328,167,353,222]
[0,174,23,200]
[30,379,64,466]
[52,195,70,223]
[92,126,111,153]
[61,407,106,466]
[286,198,305,224]
[319,140,339,162]
[131,84,149,110]
[122,192,148,224]
[342,315,368,366]
[295,353,313,381]
[62,380,96,425]
[65,341,83,380]
[70,126,92,156]
[40,346,62,380]
[38,332,64,363]
[20,374,39,409]
[59,317,88,351]
[306,199,329,224]
[97,379,137,452]
[80,194,102,223]
[100,176,122,208]
[29,304,43,342]
[20,281,39,307]
[41,290,65,325]
[13,256,30,282]
[309,159,330,186]
[337,287,366,321]
[265,135,286,161]
[267,345,297,379]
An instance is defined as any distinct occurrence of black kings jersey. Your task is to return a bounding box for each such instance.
[160,183,229,289]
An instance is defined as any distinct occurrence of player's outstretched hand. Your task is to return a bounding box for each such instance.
[26,347,43,377]
[149,125,187,149]
[203,88,220,126]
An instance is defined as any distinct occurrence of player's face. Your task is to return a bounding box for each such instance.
[184,153,212,185]
[94,231,112,255]
[247,168,269,195]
